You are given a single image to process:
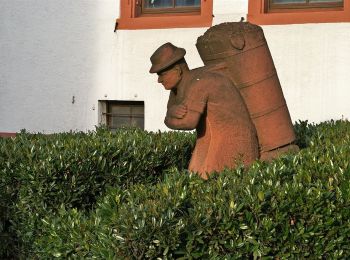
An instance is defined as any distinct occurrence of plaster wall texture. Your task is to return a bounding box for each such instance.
[0,0,117,133]
[263,23,350,123]
[0,0,349,133]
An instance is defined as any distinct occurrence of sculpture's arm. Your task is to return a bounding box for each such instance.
[166,90,187,119]
[166,103,187,119]
[164,109,200,130]
[165,78,208,130]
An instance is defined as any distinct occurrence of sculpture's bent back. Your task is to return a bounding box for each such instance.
[196,22,298,160]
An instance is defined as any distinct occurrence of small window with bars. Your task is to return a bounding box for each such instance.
[103,101,144,131]
[142,0,200,14]
[268,0,343,11]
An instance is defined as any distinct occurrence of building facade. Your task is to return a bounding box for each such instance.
[1,0,350,134]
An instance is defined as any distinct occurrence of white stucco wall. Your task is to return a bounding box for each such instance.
[0,0,118,133]
[1,0,349,133]
[263,23,350,123]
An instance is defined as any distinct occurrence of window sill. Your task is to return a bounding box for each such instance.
[0,132,16,138]
[248,0,350,25]
[116,14,212,30]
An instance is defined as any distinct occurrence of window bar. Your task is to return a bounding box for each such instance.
[103,112,144,118]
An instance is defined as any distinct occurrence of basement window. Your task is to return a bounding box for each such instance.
[99,101,144,130]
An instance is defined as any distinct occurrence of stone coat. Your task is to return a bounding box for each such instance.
[167,68,259,178]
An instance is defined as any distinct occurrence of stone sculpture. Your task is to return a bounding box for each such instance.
[196,22,299,160]
[149,42,259,179]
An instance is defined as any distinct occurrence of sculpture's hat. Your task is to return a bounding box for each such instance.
[149,42,186,73]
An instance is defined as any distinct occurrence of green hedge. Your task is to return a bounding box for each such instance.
[0,127,194,258]
[2,121,350,258]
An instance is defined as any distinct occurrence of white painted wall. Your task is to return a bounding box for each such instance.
[1,0,349,133]
[263,23,350,123]
[213,0,248,23]
[0,0,118,133]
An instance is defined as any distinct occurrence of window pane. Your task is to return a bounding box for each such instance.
[131,117,145,129]
[131,106,144,129]
[175,0,200,7]
[272,0,306,3]
[110,105,130,115]
[309,0,342,2]
[106,101,144,130]
[144,0,173,8]
[131,106,144,115]
[111,116,130,128]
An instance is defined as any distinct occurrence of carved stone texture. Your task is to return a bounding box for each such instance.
[196,22,299,160]
[150,43,259,179]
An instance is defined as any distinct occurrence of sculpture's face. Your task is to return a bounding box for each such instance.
[157,66,181,90]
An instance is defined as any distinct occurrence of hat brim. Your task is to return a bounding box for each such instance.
[149,48,186,73]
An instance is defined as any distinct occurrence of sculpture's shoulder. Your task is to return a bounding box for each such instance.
[189,64,231,86]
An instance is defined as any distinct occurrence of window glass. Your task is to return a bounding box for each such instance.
[142,0,200,13]
[105,101,144,130]
[175,0,200,7]
[117,0,212,30]
[270,0,343,9]
[110,106,130,114]
[112,116,130,128]
[131,106,145,129]
[248,0,349,25]
[272,0,342,3]
[132,117,145,129]
[144,0,173,8]
[309,0,342,2]
[272,0,305,3]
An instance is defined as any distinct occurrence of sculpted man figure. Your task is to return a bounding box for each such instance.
[150,42,259,179]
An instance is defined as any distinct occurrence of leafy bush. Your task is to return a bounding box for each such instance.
[0,127,194,258]
[33,154,350,258]
[2,120,350,258]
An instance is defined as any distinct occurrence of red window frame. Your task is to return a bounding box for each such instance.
[142,0,201,14]
[248,0,350,25]
[116,0,213,30]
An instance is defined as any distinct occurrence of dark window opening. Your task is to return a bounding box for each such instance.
[103,101,144,131]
